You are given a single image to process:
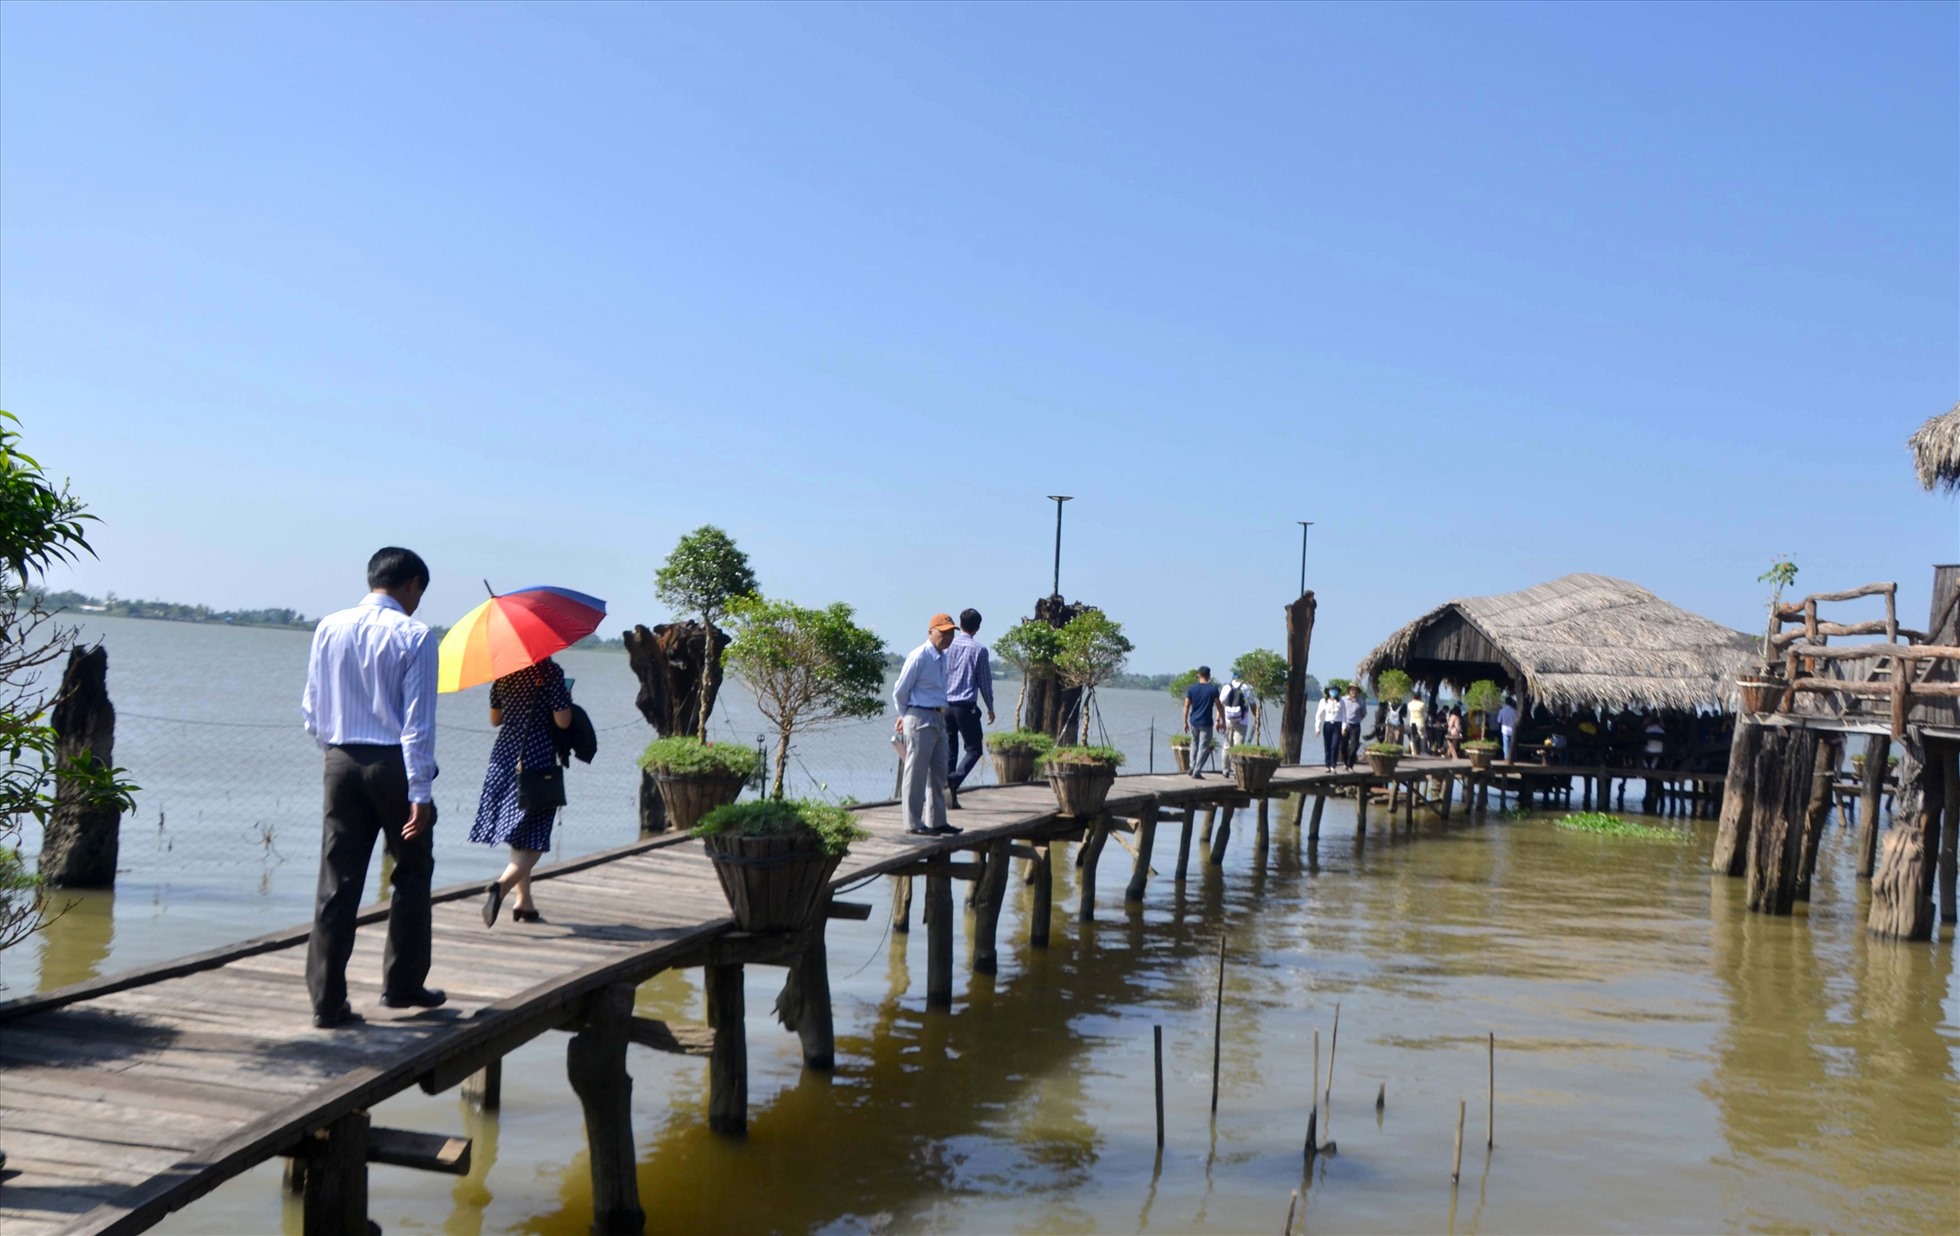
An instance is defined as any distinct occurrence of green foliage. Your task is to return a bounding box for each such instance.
[1168,733,1192,747]
[1041,745,1126,769]
[638,736,763,779]
[655,525,759,736]
[1055,610,1132,692]
[692,797,868,858]
[1229,744,1282,760]
[1757,555,1799,593]
[726,594,886,798]
[1167,668,1200,700]
[1555,812,1684,842]
[986,729,1055,756]
[1230,650,1288,701]
[993,619,1062,674]
[1463,679,1506,718]
[1326,677,1354,696]
[1365,742,1405,755]
[1375,668,1413,704]
[1,412,96,580]
[1464,739,1501,751]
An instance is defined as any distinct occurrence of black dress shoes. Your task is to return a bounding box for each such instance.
[312,1002,360,1030]
[380,988,447,1010]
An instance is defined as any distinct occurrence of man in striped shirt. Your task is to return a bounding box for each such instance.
[300,547,444,1028]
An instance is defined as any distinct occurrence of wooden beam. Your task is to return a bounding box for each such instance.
[1126,798,1160,903]
[972,839,1012,975]
[1029,843,1053,948]
[567,982,644,1232]
[826,900,873,921]
[705,964,748,1136]
[299,1108,369,1236]
[891,874,913,935]
[627,1016,717,1057]
[366,1126,470,1176]
[460,1061,500,1112]
[925,859,954,1008]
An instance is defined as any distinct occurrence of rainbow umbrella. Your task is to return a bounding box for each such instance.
[437,584,607,693]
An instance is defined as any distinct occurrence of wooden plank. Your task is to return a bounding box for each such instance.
[365,1125,470,1175]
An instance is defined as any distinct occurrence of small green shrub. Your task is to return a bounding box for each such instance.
[1168,733,1192,747]
[1230,744,1281,760]
[1365,742,1405,756]
[1042,745,1126,769]
[987,729,1056,757]
[639,736,762,779]
[1464,739,1500,751]
[1375,669,1413,704]
[692,797,868,857]
[1555,812,1683,842]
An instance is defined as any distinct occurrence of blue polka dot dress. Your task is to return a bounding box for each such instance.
[469,658,572,852]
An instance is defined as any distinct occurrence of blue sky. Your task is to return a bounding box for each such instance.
[4,1,1955,675]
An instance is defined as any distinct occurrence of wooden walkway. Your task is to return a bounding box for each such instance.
[0,758,1478,1235]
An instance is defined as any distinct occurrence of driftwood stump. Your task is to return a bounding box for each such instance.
[1023,594,1091,744]
[623,620,729,833]
[42,646,121,888]
[1869,737,1934,941]
[1279,591,1317,764]
[1711,720,1761,877]
[1744,727,1819,915]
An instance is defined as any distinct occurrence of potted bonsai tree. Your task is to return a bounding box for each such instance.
[640,736,762,833]
[691,797,868,932]
[1229,743,1282,794]
[1169,732,1193,773]
[1230,649,1289,743]
[1055,609,1134,738]
[1463,738,1500,772]
[987,729,1055,784]
[1043,745,1125,817]
[1365,741,1405,778]
[992,619,1063,730]
[724,594,886,799]
[1463,679,1505,741]
[655,525,759,740]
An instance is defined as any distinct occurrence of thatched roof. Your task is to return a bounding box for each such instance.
[1908,402,1960,493]
[1356,573,1756,713]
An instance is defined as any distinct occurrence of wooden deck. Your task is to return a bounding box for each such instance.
[0,758,1480,1235]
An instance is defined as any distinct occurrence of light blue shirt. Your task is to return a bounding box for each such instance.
[944,630,993,711]
[301,592,441,803]
[892,641,949,713]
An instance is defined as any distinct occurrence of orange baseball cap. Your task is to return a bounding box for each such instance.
[929,612,957,632]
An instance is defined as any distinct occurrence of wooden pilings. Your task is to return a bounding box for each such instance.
[1208,803,1236,866]
[1855,733,1890,878]
[1745,726,1822,915]
[925,856,954,1007]
[891,874,913,934]
[1307,794,1326,841]
[568,982,645,1232]
[299,1108,370,1236]
[1126,798,1160,903]
[1941,745,1958,927]
[704,965,748,1136]
[1174,807,1196,881]
[1870,736,1935,940]
[461,1061,502,1111]
[972,840,1012,974]
[775,911,836,1069]
[1079,812,1112,922]
[1029,843,1053,947]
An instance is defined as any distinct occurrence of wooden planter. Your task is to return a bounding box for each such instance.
[1232,753,1279,795]
[1366,752,1401,778]
[992,750,1039,784]
[1737,677,1782,715]
[1171,744,1191,774]
[650,772,745,834]
[1466,747,1494,773]
[1047,763,1117,818]
[703,832,843,933]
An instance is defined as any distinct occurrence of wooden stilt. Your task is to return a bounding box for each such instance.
[299,1108,370,1236]
[703,966,747,1137]
[1404,779,1415,828]
[1199,805,1216,846]
[1255,796,1271,852]
[925,858,954,1007]
[1746,727,1822,915]
[1126,798,1160,903]
[1174,807,1196,882]
[891,874,913,934]
[972,839,1012,974]
[1356,784,1369,837]
[1079,812,1112,921]
[1308,794,1326,841]
[1855,734,1889,879]
[1029,843,1053,947]
[1796,736,1842,902]
[1941,746,1959,927]
[775,916,835,1069]
[1291,791,1310,830]
[1871,736,1935,940]
[461,1060,502,1111]
[1208,803,1236,866]
[1440,774,1454,821]
[568,983,645,1231]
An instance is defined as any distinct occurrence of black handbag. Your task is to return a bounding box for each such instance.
[517,759,567,813]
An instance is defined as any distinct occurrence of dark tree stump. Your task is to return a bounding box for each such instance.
[1280,591,1317,764]
[1794,736,1842,902]
[1745,726,1819,915]
[1711,720,1761,878]
[623,620,729,834]
[1024,594,1091,744]
[42,646,121,888]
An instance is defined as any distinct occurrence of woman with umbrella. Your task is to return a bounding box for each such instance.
[439,585,606,926]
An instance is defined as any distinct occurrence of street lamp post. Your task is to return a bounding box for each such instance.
[1048,496,1073,597]
[1297,521,1314,595]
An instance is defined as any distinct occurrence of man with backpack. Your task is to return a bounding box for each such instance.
[1220,672,1257,752]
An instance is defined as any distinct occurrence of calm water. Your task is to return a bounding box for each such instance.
[12,617,1960,1233]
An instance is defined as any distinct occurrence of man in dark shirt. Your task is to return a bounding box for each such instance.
[1182,666,1223,779]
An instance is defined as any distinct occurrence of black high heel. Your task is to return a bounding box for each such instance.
[482,879,505,927]
[511,908,544,924]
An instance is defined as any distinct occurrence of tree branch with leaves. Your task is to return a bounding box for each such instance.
[725,595,887,799]
[654,525,759,739]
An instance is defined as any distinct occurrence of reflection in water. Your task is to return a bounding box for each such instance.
[36,887,116,991]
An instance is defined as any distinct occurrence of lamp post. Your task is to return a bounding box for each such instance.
[1048,496,1073,597]
[1297,521,1314,595]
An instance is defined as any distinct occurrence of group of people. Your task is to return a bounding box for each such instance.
[1312,684,1521,768]
[1177,666,1261,778]
[298,547,590,1030]
[890,608,994,835]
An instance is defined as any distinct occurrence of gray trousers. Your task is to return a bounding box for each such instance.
[901,708,950,832]
[1189,725,1217,774]
[306,744,434,1014]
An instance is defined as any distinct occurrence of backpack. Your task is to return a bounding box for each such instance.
[1223,683,1244,709]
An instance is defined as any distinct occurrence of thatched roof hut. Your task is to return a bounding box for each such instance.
[1356,573,1756,713]
[1908,402,1960,493]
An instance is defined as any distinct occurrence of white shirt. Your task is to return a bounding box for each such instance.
[1223,679,1251,721]
[1315,697,1341,727]
[892,641,949,713]
[301,593,441,803]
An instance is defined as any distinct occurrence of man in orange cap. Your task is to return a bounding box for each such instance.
[891,612,962,836]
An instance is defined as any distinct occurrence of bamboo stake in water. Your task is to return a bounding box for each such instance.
[1154,1024,1166,1151]
[1375,1081,1385,1113]
[1451,1098,1466,1184]
[1284,1187,1299,1235]
[1304,1029,1320,1159]
[1323,1000,1340,1138]
[1210,931,1227,1115]
[1487,1032,1496,1149]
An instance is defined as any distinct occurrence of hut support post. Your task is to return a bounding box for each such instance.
[703,966,748,1136]
[1028,843,1053,947]
[972,840,1012,974]
[1745,727,1821,915]
[1174,808,1196,881]
[1856,735,1889,878]
[568,982,646,1231]
[1712,720,1762,877]
[1125,799,1160,903]
[1796,736,1843,902]
[776,913,835,1069]
[1870,737,1936,941]
[299,1108,370,1236]
[925,857,954,1007]
[1941,745,1959,926]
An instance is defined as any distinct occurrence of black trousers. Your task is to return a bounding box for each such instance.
[306,744,435,1014]
[945,698,986,791]
[1340,722,1362,768]
[1320,721,1340,767]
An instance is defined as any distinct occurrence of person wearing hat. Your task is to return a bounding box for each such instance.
[1314,685,1342,768]
[891,612,962,836]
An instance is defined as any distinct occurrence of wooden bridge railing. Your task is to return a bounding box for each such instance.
[1764,581,1960,737]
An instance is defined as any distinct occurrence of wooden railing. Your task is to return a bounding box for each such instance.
[1765,582,1960,736]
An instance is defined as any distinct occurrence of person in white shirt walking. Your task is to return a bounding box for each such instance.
[1220,674,1257,752]
[1405,692,1428,756]
[1315,687,1342,767]
[892,612,962,836]
[300,548,444,1029]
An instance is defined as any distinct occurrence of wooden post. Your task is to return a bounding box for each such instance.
[568,983,645,1231]
[1713,720,1761,877]
[775,917,835,1069]
[1291,791,1310,830]
[1209,932,1227,1115]
[1126,798,1160,903]
[1308,794,1326,841]
[1856,735,1889,879]
[1174,808,1196,882]
[1440,773,1454,821]
[1356,783,1369,837]
[42,646,122,887]
[1208,803,1236,867]
[891,874,913,934]
[1079,811,1111,922]
[703,966,747,1136]
[1941,747,1959,926]
[972,840,1012,974]
[1870,736,1935,940]
[1486,1032,1496,1149]
[1029,843,1053,947]
[1744,726,1820,915]
[1153,1023,1166,1151]
[1255,796,1271,852]
[461,1061,502,1111]
[1281,591,1318,764]
[925,857,954,1007]
[1404,777,1415,828]
[1451,1098,1465,1184]
[1325,1001,1339,1117]
[300,1108,370,1236]
[1199,805,1216,846]
[1795,736,1842,902]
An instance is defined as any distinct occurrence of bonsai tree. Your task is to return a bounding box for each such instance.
[1,412,137,951]
[1366,741,1407,755]
[1230,649,1289,742]
[1463,679,1505,740]
[1375,668,1413,705]
[691,797,868,858]
[1041,745,1126,770]
[725,595,887,799]
[986,729,1056,756]
[992,619,1062,729]
[1054,610,1133,741]
[654,525,759,739]
[639,735,763,782]
[1757,554,1799,665]
[1229,743,1281,760]
[1167,668,1200,700]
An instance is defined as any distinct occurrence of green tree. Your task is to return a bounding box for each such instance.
[1055,610,1133,743]
[1375,668,1413,704]
[1230,648,1289,742]
[1167,668,1200,701]
[2,412,137,951]
[726,595,887,799]
[992,619,1062,729]
[1463,679,1506,739]
[654,525,759,738]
